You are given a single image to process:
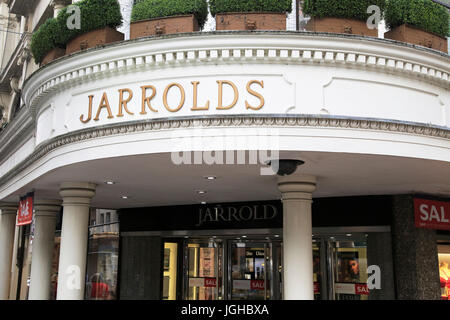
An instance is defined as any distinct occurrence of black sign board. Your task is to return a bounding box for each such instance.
[119,200,283,232]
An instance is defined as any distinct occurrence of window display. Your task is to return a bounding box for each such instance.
[186,240,223,300]
[313,242,321,300]
[438,245,450,300]
[332,240,369,300]
[162,242,178,300]
[85,209,119,300]
[230,244,267,300]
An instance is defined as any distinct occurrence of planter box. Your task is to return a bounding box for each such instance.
[130,15,199,39]
[215,12,286,31]
[384,24,448,54]
[66,27,124,55]
[305,17,378,37]
[41,47,66,66]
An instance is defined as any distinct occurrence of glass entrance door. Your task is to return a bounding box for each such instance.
[181,237,282,300]
[229,241,267,300]
[183,238,224,300]
[328,237,369,300]
[228,240,282,300]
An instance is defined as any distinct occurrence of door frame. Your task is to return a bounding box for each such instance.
[160,238,185,300]
[226,239,284,300]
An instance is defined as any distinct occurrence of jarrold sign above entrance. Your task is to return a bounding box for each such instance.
[196,203,278,227]
[119,201,283,232]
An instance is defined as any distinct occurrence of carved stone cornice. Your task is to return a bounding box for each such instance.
[0,114,448,189]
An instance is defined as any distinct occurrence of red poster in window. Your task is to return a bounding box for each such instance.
[250,280,265,291]
[414,198,450,230]
[355,283,369,295]
[314,282,320,294]
[204,278,217,288]
[17,193,34,226]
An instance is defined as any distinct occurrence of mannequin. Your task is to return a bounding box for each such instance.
[439,261,450,300]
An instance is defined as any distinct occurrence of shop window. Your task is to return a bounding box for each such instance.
[438,244,450,300]
[49,209,62,300]
[16,224,32,300]
[85,209,119,300]
[50,230,61,300]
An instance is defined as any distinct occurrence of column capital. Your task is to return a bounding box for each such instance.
[0,202,18,215]
[51,0,70,7]
[60,182,96,206]
[34,199,62,218]
[277,174,316,201]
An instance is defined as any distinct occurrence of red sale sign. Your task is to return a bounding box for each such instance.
[204,278,217,288]
[17,193,34,226]
[414,198,450,230]
[250,280,265,291]
[355,283,369,295]
[314,282,320,294]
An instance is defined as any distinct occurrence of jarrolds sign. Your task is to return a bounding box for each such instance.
[80,80,266,123]
[414,197,450,230]
[119,201,283,232]
[64,76,295,132]
[196,203,278,227]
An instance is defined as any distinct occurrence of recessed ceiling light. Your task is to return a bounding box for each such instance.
[200,201,207,205]
[204,176,217,180]
[346,233,352,237]
[105,181,116,185]
[196,190,207,195]
[121,196,129,199]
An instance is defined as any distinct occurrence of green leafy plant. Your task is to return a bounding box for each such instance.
[56,0,123,45]
[303,0,386,22]
[131,0,209,29]
[385,0,449,38]
[31,0,122,64]
[209,0,292,16]
[30,18,64,64]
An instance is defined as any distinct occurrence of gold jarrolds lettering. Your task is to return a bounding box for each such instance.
[80,80,265,123]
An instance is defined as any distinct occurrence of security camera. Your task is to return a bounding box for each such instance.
[267,159,305,176]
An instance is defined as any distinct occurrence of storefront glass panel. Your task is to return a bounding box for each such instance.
[313,241,322,300]
[85,210,119,300]
[330,239,369,300]
[184,239,224,300]
[163,242,179,300]
[18,226,32,300]
[438,244,450,300]
[230,242,267,300]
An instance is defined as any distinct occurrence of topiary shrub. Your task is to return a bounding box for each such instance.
[385,0,449,38]
[56,0,123,45]
[303,0,386,22]
[131,0,209,29]
[30,18,65,64]
[209,0,292,16]
[31,0,122,64]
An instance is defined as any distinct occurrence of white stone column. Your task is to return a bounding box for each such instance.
[0,202,18,300]
[57,182,96,300]
[52,0,68,17]
[28,200,62,300]
[278,174,316,300]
